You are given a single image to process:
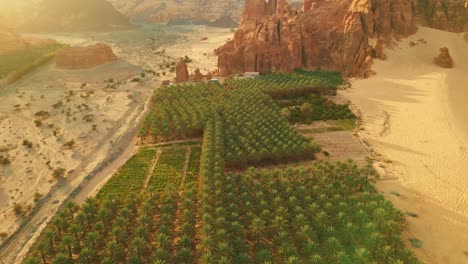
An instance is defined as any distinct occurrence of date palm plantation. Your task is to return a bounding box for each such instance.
[1,0,467,263]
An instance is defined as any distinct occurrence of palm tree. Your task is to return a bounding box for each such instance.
[61,235,73,259]
[129,236,145,260]
[64,201,78,220]
[106,240,125,262]
[85,232,98,250]
[45,230,57,254]
[77,247,94,264]
[353,248,369,264]
[52,253,71,264]
[24,257,41,264]
[249,218,266,244]
[52,216,65,239]
[309,254,324,264]
[36,240,49,264]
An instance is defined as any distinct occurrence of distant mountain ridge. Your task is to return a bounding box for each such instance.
[108,0,244,23]
[20,0,131,32]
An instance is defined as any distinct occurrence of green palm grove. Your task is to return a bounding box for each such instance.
[26,70,420,263]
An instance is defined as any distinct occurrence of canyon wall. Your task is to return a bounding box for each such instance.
[415,0,467,32]
[216,0,467,77]
[216,0,417,78]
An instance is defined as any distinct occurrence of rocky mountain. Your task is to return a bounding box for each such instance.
[108,0,244,23]
[216,0,467,78]
[216,0,417,78]
[20,0,131,32]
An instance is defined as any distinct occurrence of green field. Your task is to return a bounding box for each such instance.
[148,146,187,191]
[97,148,157,198]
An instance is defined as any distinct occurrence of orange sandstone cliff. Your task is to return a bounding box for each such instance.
[215,0,417,78]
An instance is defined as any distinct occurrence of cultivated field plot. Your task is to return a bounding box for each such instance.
[148,146,188,191]
[97,148,158,198]
[26,144,201,263]
[301,130,369,167]
[224,70,343,98]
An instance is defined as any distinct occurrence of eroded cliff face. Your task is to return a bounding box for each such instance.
[415,0,468,32]
[216,0,417,78]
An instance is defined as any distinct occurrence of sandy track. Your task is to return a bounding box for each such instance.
[345,27,468,263]
[142,148,163,191]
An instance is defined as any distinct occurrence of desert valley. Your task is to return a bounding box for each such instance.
[0,0,467,263]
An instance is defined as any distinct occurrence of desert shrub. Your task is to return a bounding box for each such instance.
[35,111,49,117]
[52,168,66,179]
[23,140,33,148]
[64,140,75,148]
[0,155,11,165]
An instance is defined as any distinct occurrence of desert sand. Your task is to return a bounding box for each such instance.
[345,27,468,263]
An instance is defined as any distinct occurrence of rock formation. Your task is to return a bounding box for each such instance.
[464,33,468,42]
[193,69,205,82]
[415,0,468,32]
[434,47,454,68]
[206,71,213,80]
[216,0,417,78]
[56,43,118,70]
[176,60,190,83]
[374,39,387,60]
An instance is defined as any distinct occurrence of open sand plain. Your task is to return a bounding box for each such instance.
[345,27,468,263]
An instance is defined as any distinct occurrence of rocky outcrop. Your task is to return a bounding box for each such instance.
[216,0,417,78]
[109,0,244,24]
[374,39,387,60]
[434,47,454,68]
[193,69,205,82]
[56,43,117,70]
[415,0,468,32]
[176,60,190,83]
[206,71,213,80]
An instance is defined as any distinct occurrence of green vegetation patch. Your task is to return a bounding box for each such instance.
[148,146,187,191]
[409,238,424,248]
[140,82,319,169]
[277,93,355,124]
[0,43,66,82]
[186,146,201,183]
[97,148,157,198]
[225,69,344,99]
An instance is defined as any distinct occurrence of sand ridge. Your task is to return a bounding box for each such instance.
[345,27,468,263]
